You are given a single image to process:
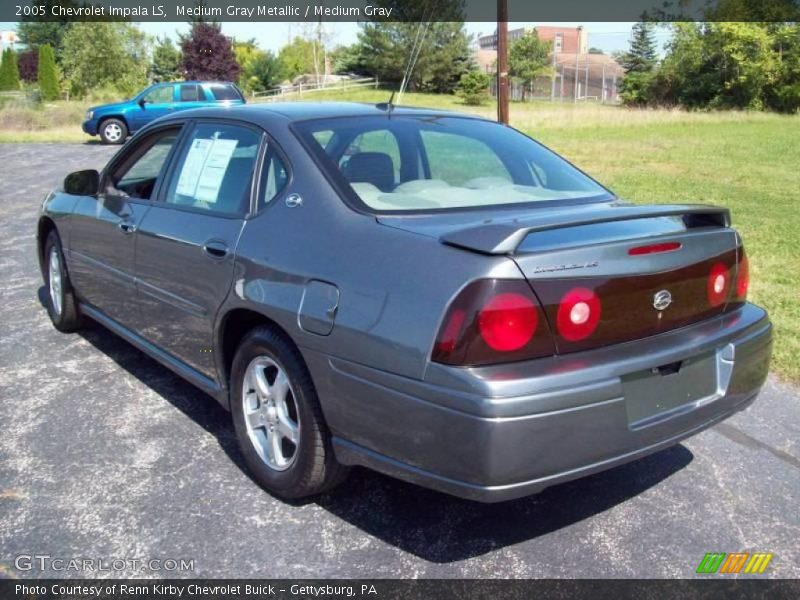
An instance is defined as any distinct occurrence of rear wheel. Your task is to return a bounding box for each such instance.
[230,326,348,499]
[44,231,83,332]
[99,118,127,144]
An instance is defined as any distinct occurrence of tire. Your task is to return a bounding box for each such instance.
[99,118,127,145]
[230,326,348,499]
[44,231,83,332]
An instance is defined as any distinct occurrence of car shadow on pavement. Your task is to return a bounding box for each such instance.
[68,316,251,474]
[50,292,694,564]
[316,444,693,562]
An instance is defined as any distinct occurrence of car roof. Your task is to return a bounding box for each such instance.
[159,101,490,125]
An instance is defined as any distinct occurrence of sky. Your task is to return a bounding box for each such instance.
[1,21,673,55]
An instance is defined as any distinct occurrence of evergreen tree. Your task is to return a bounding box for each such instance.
[150,37,182,82]
[620,21,658,73]
[37,44,61,101]
[356,21,473,93]
[0,49,22,91]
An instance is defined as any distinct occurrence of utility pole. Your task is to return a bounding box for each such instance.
[496,0,509,124]
[573,25,583,103]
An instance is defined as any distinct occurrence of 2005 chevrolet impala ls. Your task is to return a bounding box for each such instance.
[37,103,773,502]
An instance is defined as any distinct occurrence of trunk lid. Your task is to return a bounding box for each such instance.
[378,201,744,355]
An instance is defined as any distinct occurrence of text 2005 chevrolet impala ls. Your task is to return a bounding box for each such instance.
[38,103,772,502]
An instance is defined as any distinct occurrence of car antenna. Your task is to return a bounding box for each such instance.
[376,89,396,114]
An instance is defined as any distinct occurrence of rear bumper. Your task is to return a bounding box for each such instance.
[305,303,772,502]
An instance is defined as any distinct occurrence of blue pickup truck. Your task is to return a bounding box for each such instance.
[82,81,246,144]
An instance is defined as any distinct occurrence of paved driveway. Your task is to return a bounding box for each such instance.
[1,143,798,579]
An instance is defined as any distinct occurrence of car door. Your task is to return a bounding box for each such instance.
[131,84,176,130]
[134,120,263,378]
[68,125,184,329]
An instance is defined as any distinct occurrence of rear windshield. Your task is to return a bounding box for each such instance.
[206,84,243,101]
[294,115,610,212]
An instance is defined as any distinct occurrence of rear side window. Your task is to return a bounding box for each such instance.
[258,148,289,210]
[163,123,261,215]
[179,84,201,102]
[207,84,242,101]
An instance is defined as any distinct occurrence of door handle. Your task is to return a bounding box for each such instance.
[203,240,229,258]
[117,221,137,234]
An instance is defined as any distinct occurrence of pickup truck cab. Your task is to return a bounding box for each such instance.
[82,81,246,144]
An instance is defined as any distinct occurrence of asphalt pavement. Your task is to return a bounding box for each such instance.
[0,143,798,578]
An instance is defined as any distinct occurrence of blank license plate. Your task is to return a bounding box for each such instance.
[623,351,718,427]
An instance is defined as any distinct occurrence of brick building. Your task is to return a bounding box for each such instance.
[477,26,588,55]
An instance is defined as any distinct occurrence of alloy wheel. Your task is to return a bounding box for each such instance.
[241,356,301,471]
[104,123,122,142]
[48,246,62,317]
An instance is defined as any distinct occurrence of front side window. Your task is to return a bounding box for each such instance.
[295,116,610,212]
[142,85,174,105]
[164,122,261,215]
[112,129,180,199]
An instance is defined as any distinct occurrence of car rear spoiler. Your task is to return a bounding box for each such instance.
[439,204,731,255]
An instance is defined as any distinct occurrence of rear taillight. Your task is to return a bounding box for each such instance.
[432,280,554,366]
[556,287,602,341]
[736,251,749,300]
[707,262,730,308]
[478,292,539,351]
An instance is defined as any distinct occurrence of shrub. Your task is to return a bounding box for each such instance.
[456,71,491,106]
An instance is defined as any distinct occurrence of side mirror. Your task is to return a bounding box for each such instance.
[64,169,100,196]
[138,98,147,108]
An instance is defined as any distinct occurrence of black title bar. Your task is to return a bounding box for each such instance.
[3,579,800,600]
[6,0,800,22]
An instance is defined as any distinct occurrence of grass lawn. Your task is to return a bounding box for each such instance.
[2,90,798,380]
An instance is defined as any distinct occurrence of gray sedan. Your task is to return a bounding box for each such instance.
[37,102,772,502]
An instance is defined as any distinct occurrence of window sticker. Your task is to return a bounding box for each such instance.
[175,137,238,204]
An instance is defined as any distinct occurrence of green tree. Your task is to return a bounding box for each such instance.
[329,43,370,76]
[246,51,284,92]
[356,21,473,93]
[767,23,800,112]
[17,0,76,63]
[455,70,491,105]
[37,44,61,100]
[0,49,22,91]
[61,22,149,98]
[508,30,552,101]
[619,21,659,106]
[277,36,323,81]
[654,22,780,110]
[150,36,182,83]
[619,22,658,73]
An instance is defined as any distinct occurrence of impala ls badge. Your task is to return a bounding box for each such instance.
[653,290,673,311]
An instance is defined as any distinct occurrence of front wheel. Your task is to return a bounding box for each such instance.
[99,118,127,144]
[230,327,348,499]
[44,231,83,332]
